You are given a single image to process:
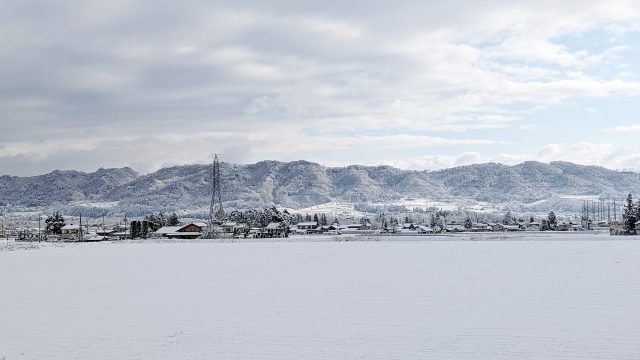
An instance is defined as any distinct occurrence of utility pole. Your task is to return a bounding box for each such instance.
[38,214,41,243]
[2,217,6,246]
[79,213,83,241]
[586,200,590,230]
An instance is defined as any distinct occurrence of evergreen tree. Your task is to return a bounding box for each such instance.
[503,211,513,225]
[541,219,549,231]
[144,213,166,232]
[548,211,558,229]
[623,193,636,233]
[429,214,437,228]
[167,213,180,226]
[130,221,142,239]
[45,211,66,235]
[433,215,444,233]
[464,217,473,229]
[141,221,151,238]
[313,214,319,223]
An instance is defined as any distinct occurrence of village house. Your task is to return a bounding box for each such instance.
[233,223,250,236]
[153,223,206,239]
[416,225,434,234]
[402,223,417,230]
[296,221,319,234]
[265,222,288,238]
[96,228,117,237]
[318,224,340,235]
[489,223,505,232]
[247,227,264,238]
[527,222,540,231]
[222,222,237,234]
[554,222,572,231]
[471,223,492,232]
[503,225,521,232]
[339,223,371,234]
[609,220,624,235]
[445,223,466,232]
[61,224,81,240]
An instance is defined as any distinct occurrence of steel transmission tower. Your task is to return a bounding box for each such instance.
[207,154,224,237]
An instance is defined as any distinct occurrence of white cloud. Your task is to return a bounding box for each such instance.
[606,123,640,132]
[2,0,640,174]
[380,142,640,171]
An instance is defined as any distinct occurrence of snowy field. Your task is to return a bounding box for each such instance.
[1,234,640,359]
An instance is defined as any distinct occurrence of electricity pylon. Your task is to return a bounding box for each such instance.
[207,154,224,237]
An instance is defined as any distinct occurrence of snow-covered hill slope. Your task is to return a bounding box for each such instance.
[1,161,638,214]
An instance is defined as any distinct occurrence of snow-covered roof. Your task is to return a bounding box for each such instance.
[222,222,237,227]
[155,226,182,234]
[266,222,285,230]
[297,222,318,226]
[61,224,80,230]
[191,222,208,228]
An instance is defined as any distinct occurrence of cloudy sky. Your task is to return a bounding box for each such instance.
[2,0,640,176]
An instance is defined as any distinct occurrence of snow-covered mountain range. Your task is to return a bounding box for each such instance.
[1,161,639,215]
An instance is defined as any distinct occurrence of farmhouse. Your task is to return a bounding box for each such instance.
[265,222,288,238]
[339,223,371,234]
[318,224,340,234]
[296,221,319,234]
[555,222,572,231]
[154,223,206,239]
[222,222,237,234]
[503,225,521,232]
[416,225,434,234]
[445,223,465,233]
[471,223,492,232]
[609,220,624,235]
[61,224,81,240]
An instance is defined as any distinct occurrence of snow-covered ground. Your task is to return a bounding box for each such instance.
[1,234,639,359]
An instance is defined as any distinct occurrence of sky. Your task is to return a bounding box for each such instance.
[2,0,640,176]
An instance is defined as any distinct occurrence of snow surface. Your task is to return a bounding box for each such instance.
[1,234,640,359]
